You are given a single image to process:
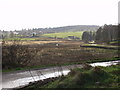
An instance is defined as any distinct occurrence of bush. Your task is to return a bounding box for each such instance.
[82,63,92,70]
[68,69,78,76]
[73,72,90,86]
[2,41,36,69]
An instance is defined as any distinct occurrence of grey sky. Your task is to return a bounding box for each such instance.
[118,1,120,24]
[0,0,119,31]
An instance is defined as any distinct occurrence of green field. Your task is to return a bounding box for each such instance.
[42,31,83,39]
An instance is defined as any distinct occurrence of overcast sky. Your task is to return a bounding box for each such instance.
[0,0,119,31]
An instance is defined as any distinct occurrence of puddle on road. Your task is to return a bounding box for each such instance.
[2,60,120,89]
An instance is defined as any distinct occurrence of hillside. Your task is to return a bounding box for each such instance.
[37,25,99,33]
[34,25,99,34]
[2,25,99,37]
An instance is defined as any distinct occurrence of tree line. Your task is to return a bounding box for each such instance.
[82,24,119,44]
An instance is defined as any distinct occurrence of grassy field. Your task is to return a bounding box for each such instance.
[42,31,83,39]
[80,44,119,50]
[109,41,118,45]
[20,64,120,89]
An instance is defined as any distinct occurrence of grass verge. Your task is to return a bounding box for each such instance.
[35,64,120,88]
[2,57,120,73]
[80,44,119,50]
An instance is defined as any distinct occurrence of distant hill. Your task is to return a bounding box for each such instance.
[17,25,99,35]
[32,25,99,33]
[1,25,99,38]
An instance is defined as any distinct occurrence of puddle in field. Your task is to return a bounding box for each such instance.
[90,60,119,67]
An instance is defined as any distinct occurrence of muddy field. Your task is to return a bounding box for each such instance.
[2,40,118,70]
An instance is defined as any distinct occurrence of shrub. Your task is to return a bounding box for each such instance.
[68,69,78,76]
[82,63,92,70]
[2,41,36,69]
[72,72,90,86]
